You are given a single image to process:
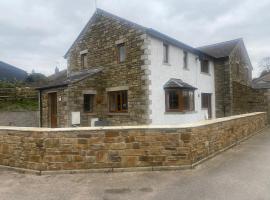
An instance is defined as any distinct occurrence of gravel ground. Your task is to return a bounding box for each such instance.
[0,128,270,200]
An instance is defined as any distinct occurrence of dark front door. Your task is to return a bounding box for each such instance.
[202,93,212,119]
[48,92,57,128]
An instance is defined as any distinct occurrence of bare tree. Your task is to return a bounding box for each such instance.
[259,57,270,77]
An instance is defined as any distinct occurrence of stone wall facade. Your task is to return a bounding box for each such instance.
[0,112,266,172]
[213,58,232,118]
[40,10,150,127]
[230,42,252,86]
[214,42,256,118]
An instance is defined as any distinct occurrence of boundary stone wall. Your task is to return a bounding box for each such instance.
[0,112,267,172]
[232,82,268,115]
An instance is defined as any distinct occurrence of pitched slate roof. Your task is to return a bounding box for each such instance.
[164,78,197,90]
[48,69,67,82]
[197,38,242,58]
[146,29,209,58]
[64,9,213,60]
[252,72,270,89]
[0,61,28,81]
[37,68,102,90]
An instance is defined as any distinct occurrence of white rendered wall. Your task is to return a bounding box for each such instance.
[148,36,216,125]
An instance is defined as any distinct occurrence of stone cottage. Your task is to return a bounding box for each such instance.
[37,9,259,128]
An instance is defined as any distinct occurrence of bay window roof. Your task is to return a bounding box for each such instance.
[164,78,197,90]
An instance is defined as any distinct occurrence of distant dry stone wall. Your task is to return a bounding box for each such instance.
[0,112,266,172]
[0,87,37,101]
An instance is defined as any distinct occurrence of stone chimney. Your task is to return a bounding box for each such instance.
[55,66,59,74]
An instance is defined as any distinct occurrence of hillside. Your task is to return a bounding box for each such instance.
[0,61,28,82]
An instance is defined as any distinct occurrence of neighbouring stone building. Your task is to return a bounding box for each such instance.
[198,39,267,118]
[37,9,265,128]
[252,72,270,122]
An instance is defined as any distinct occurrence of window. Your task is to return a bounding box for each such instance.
[108,90,128,113]
[201,59,209,73]
[165,89,194,112]
[236,64,240,77]
[183,51,188,69]
[163,43,169,63]
[117,43,126,63]
[81,53,87,69]
[201,93,211,109]
[83,94,94,113]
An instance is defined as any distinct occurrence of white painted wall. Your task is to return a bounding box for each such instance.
[148,36,216,125]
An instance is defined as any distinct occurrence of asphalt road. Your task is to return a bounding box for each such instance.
[1,128,270,200]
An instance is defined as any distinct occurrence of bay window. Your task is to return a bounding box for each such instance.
[165,89,194,112]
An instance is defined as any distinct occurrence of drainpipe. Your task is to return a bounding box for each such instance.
[39,90,43,127]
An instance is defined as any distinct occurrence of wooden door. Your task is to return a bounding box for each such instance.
[202,93,212,119]
[207,94,212,119]
[48,92,57,128]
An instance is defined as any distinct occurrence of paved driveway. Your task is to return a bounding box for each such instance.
[1,128,270,200]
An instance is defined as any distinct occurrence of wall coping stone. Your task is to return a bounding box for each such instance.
[0,112,265,132]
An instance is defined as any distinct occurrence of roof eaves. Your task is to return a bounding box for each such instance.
[69,68,103,84]
[197,38,242,50]
[36,83,68,91]
[146,29,214,60]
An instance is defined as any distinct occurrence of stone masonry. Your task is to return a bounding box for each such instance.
[213,41,265,118]
[40,9,151,127]
[232,82,268,115]
[0,112,266,172]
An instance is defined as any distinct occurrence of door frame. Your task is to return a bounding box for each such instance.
[48,92,57,128]
[202,93,212,119]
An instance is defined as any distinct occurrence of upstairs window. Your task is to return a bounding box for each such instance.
[163,43,169,63]
[83,94,94,113]
[183,51,188,69]
[81,53,88,69]
[201,59,209,73]
[108,90,128,113]
[165,89,194,112]
[117,43,126,63]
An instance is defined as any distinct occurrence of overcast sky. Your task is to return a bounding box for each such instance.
[1,0,270,77]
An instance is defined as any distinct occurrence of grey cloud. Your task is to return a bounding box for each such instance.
[0,0,269,77]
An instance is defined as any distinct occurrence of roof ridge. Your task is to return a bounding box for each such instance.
[65,8,214,59]
[96,8,146,30]
[197,38,243,49]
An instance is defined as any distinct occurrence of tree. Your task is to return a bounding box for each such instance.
[259,57,270,77]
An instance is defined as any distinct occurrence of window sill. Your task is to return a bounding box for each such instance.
[200,72,211,76]
[164,111,197,115]
[107,112,129,116]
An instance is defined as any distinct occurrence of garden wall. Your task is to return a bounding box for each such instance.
[0,112,267,173]
[233,82,268,116]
